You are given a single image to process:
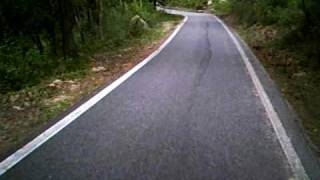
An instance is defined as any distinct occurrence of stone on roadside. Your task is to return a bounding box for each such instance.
[70,84,80,91]
[48,79,63,88]
[13,106,24,111]
[65,80,75,84]
[24,102,31,107]
[92,66,106,73]
[292,72,307,79]
[51,95,70,103]
[10,95,20,102]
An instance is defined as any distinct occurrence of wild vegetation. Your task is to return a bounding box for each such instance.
[166,0,208,9]
[210,0,320,153]
[164,0,320,154]
[1,0,319,158]
[0,0,167,93]
[0,0,182,158]
[227,0,320,64]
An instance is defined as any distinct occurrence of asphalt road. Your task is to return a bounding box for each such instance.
[1,10,319,180]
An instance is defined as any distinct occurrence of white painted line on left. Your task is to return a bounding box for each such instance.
[0,16,188,176]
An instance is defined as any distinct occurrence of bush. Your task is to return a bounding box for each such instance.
[0,0,164,93]
[167,0,208,9]
[211,0,231,16]
[0,44,52,91]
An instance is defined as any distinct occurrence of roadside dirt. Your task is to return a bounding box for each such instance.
[222,15,320,156]
[0,19,181,161]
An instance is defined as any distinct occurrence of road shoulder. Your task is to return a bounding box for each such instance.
[0,15,183,166]
[228,21,320,179]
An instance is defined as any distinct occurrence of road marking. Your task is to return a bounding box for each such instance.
[0,16,188,176]
[214,16,309,180]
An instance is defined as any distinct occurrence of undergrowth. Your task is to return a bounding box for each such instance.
[0,1,169,93]
[211,0,320,153]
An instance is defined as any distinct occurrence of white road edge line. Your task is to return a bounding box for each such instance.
[0,16,188,176]
[214,16,309,180]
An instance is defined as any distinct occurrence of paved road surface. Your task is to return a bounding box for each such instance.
[1,10,319,180]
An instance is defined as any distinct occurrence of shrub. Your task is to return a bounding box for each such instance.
[211,0,231,16]
[0,43,52,91]
[167,0,207,9]
[0,0,164,93]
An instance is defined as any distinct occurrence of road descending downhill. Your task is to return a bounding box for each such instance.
[1,9,320,180]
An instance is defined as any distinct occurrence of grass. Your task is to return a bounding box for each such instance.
[0,13,182,160]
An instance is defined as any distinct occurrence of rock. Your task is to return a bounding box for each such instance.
[13,106,24,111]
[48,83,55,88]
[70,84,80,91]
[292,72,307,79]
[27,92,33,97]
[130,15,149,29]
[24,102,31,107]
[129,15,150,35]
[92,66,106,73]
[65,80,75,84]
[10,95,20,102]
[123,48,132,52]
[51,95,70,103]
[48,79,63,88]
[53,79,63,84]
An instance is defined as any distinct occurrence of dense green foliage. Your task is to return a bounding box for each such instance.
[228,0,319,26]
[220,0,320,66]
[167,0,208,9]
[165,0,320,66]
[0,0,162,92]
[2,0,319,91]
[211,0,320,149]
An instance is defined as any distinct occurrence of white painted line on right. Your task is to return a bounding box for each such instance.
[214,16,309,180]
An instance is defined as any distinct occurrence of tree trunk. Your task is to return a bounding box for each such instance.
[98,0,104,39]
[149,0,157,9]
[58,0,78,58]
[301,0,311,26]
[31,34,44,54]
[46,23,57,55]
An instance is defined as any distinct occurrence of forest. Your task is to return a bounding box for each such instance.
[167,0,320,60]
[3,0,318,92]
[227,0,320,65]
[0,0,165,92]
[0,0,184,158]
